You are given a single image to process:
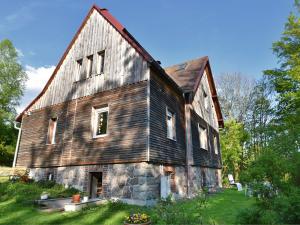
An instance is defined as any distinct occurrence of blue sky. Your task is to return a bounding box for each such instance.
[0,0,294,111]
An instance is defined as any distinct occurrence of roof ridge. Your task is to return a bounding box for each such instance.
[164,56,208,69]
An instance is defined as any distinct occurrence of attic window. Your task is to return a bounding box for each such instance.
[176,63,187,71]
[97,51,105,74]
[86,55,93,77]
[47,117,57,144]
[76,59,83,81]
[203,90,209,110]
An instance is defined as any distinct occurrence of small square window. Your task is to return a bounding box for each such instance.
[97,51,105,74]
[198,124,208,150]
[87,55,93,78]
[166,108,176,140]
[92,106,108,138]
[47,117,57,144]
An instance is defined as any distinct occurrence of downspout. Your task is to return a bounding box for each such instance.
[12,121,22,167]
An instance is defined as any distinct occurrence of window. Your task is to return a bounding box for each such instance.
[198,124,208,150]
[76,59,83,81]
[47,117,57,144]
[214,135,218,154]
[166,108,176,140]
[97,51,105,74]
[86,55,93,77]
[203,90,209,110]
[92,106,108,138]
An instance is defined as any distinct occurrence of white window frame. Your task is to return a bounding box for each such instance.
[166,107,176,141]
[92,106,109,138]
[47,118,57,145]
[97,50,105,75]
[76,58,83,81]
[86,55,93,78]
[214,135,218,154]
[198,124,208,150]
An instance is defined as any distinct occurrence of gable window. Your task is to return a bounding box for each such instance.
[213,135,218,154]
[166,108,176,140]
[86,55,93,78]
[76,59,83,81]
[47,117,57,144]
[92,106,108,138]
[203,90,209,110]
[97,51,105,74]
[198,124,208,150]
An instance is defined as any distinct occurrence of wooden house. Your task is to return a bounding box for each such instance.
[14,5,223,205]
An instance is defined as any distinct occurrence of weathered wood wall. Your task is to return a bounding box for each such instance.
[30,9,149,111]
[16,81,148,168]
[192,69,219,131]
[191,110,221,168]
[149,71,186,165]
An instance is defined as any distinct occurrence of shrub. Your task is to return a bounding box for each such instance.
[124,213,150,224]
[36,180,57,188]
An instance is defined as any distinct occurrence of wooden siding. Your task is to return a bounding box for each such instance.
[191,110,221,168]
[29,9,149,111]
[149,71,186,165]
[16,81,148,168]
[192,69,219,130]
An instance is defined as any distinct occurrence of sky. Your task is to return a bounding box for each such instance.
[0,0,294,113]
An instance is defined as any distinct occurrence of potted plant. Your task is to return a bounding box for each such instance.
[72,193,81,203]
[124,213,151,225]
[40,191,49,200]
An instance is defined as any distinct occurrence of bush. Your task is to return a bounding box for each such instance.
[0,143,14,166]
[236,188,300,224]
[36,180,57,188]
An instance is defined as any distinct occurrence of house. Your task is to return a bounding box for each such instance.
[13,5,224,205]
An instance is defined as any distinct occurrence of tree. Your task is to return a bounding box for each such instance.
[219,119,248,182]
[246,77,275,160]
[264,2,300,157]
[0,39,27,166]
[216,72,255,122]
[237,2,300,223]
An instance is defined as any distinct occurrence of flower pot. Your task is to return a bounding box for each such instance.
[123,221,151,225]
[72,194,81,203]
[40,194,48,200]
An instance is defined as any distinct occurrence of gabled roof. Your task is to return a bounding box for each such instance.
[16,5,180,122]
[16,4,223,128]
[164,56,208,92]
[164,57,224,127]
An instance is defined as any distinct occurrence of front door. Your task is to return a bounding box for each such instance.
[89,172,103,198]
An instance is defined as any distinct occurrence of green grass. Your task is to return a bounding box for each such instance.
[0,179,254,225]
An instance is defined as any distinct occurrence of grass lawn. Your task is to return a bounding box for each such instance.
[0,179,254,225]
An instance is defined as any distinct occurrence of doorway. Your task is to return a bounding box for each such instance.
[89,172,103,198]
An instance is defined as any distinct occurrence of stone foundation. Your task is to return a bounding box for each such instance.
[29,163,221,205]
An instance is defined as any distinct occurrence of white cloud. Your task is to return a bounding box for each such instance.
[25,65,55,91]
[17,65,55,113]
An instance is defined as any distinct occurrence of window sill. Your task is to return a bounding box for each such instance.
[167,137,177,142]
[93,134,108,139]
[74,73,104,83]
